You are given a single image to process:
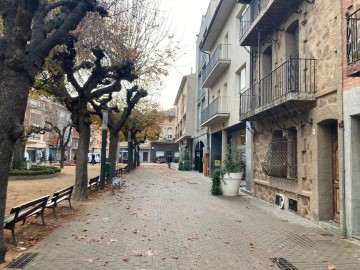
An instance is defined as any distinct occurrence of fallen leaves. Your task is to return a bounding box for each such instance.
[88,257,100,263]
[328,265,336,270]
[133,251,143,256]
[187,236,198,241]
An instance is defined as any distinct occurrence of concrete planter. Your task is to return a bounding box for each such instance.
[221,172,243,196]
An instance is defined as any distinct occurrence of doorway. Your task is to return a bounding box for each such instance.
[332,124,340,223]
[317,120,339,223]
[194,141,205,173]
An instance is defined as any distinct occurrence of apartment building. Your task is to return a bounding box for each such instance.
[195,0,251,182]
[343,0,360,240]
[174,74,196,161]
[118,108,178,164]
[238,0,343,228]
[25,97,73,162]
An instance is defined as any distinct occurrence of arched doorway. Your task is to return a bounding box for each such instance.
[194,141,205,173]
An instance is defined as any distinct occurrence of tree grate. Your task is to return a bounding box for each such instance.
[271,257,298,270]
[6,252,39,269]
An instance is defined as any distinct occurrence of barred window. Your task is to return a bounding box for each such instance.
[261,129,297,180]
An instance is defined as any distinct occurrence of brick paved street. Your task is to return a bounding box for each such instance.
[24,164,360,270]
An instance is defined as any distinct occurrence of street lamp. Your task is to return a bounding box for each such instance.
[100,109,108,190]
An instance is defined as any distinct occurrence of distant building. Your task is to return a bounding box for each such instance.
[174,74,196,166]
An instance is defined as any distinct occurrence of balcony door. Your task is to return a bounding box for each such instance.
[286,22,299,92]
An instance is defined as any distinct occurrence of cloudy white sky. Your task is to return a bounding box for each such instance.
[155,0,209,109]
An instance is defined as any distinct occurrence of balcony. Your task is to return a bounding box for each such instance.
[201,44,231,88]
[200,0,237,51]
[346,8,360,76]
[201,96,230,127]
[239,58,316,121]
[175,128,190,143]
[239,0,304,46]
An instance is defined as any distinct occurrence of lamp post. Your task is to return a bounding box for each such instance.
[127,130,132,173]
[100,110,108,190]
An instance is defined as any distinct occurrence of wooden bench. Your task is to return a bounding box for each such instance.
[45,186,74,217]
[88,176,99,193]
[116,165,128,177]
[4,195,50,244]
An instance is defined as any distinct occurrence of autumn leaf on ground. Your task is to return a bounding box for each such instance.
[88,257,99,263]
[132,229,139,234]
[328,265,336,270]
[133,251,142,256]
[171,256,178,259]
[122,257,129,262]
[187,236,198,240]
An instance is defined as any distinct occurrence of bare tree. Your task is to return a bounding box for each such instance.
[0,1,107,262]
[88,0,179,179]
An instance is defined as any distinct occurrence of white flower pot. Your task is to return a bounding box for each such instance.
[221,172,243,196]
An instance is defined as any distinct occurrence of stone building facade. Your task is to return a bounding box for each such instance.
[239,0,343,227]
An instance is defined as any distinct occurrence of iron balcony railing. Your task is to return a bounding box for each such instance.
[201,43,230,86]
[346,8,360,64]
[239,0,271,40]
[240,58,316,116]
[201,96,229,124]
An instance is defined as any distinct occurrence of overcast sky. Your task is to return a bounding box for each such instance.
[155,0,209,109]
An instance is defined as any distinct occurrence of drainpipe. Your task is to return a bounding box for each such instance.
[341,120,346,238]
[341,10,347,238]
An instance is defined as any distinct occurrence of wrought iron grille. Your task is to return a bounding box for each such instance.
[261,135,297,180]
[346,8,360,64]
[240,58,316,115]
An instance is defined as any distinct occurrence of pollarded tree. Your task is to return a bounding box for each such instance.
[45,121,72,168]
[43,36,137,201]
[87,0,179,179]
[0,1,106,262]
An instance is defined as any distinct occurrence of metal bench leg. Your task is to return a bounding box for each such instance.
[41,210,46,226]
[52,207,57,218]
[68,198,72,209]
[11,227,16,244]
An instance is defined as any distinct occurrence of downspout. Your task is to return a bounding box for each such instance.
[341,12,347,239]
[341,119,346,238]
[200,49,211,176]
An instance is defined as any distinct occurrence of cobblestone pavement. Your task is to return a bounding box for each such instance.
[24,164,360,270]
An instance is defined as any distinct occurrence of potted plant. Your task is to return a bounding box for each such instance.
[211,169,224,195]
[221,143,244,196]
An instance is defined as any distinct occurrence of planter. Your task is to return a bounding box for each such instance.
[221,172,243,196]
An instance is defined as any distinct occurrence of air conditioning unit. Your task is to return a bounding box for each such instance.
[275,194,285,209]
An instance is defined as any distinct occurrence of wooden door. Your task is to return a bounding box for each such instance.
[332,126,340,223]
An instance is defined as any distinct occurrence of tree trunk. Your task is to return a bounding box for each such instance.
[136,145,140,167]
[12,137,26,169]
[108,131,118,180]
[59,137,65,169]
[0,69,31,263]
[74,105,91,201]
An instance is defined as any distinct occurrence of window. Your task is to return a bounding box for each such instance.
[240,66,246,91]
[261,128,297,180]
